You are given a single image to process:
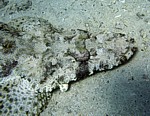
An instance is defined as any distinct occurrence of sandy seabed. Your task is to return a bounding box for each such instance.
[0,0,150,116]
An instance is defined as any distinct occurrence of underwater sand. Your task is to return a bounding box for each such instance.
[0,0,150,115]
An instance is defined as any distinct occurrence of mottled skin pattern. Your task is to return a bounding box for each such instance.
[0,16,137,115]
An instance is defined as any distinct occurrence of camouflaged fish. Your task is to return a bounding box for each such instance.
[0,16,137,115]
